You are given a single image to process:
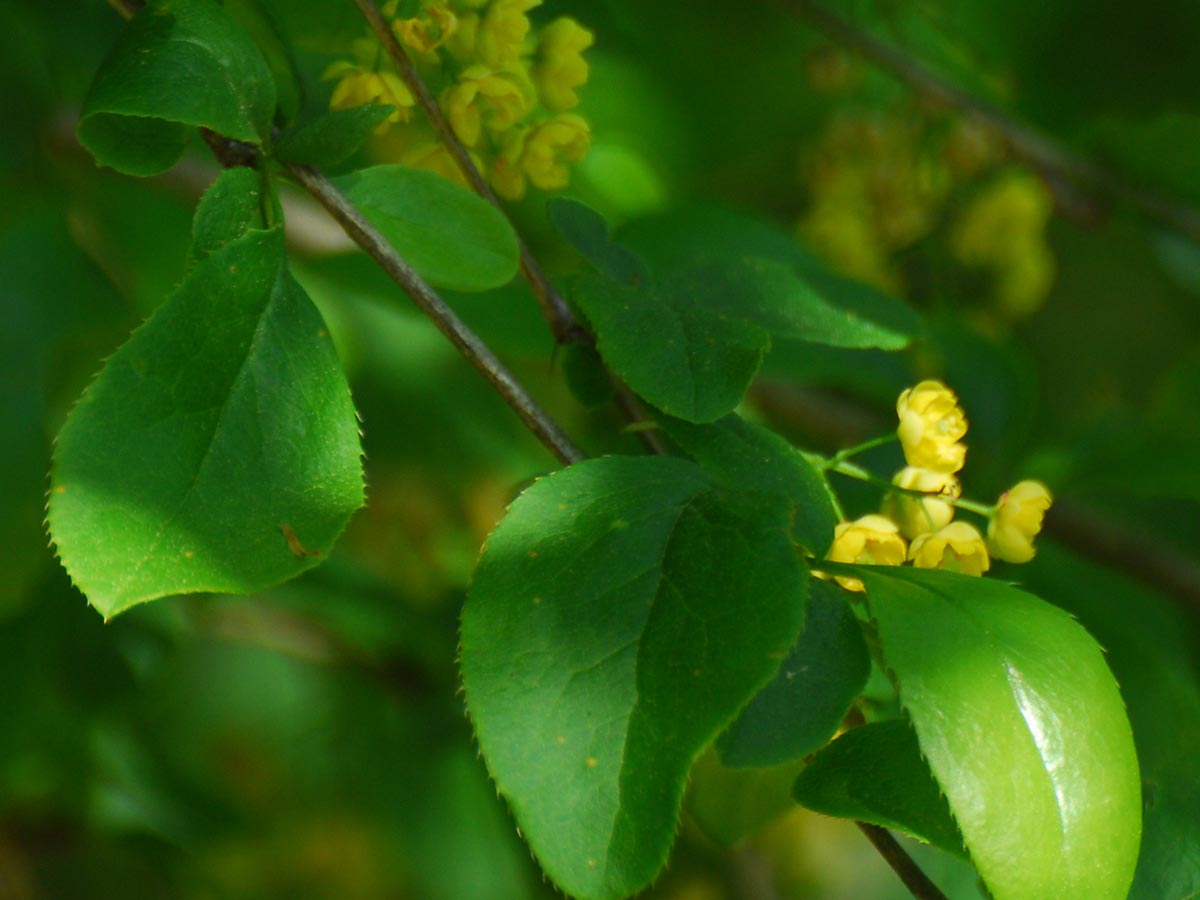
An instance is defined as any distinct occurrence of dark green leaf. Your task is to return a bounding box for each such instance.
[189,168,271,264]
[275,105,394,168]
[461,456,807,900]
[572,273,769,422]
[78,0,276,176]
[547,197,648,286]
[561,340,614,409]
[658,413,837,554]
[672,257,916,350]
[1016,545,1200,900]
[719,578,869,767]
[828,563,1142,900]
[48,219,364,619]
[333,165,520,292]
[223,0,301,125]
[793,719,965,857]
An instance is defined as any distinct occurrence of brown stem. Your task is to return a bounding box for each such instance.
[285,162,584,466]
[348,0,584,342]
[857,822,952,900]
[782,0,1200,244]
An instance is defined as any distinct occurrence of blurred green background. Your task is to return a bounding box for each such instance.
[2,0,1199,897]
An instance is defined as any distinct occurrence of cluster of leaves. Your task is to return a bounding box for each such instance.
[4,0,1200,899]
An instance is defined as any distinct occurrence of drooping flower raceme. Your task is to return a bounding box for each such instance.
[987,480,1052,563]
[825,514,908,592]
[896,379,967,473]
[909,521,990,575]
[881,466,961,539]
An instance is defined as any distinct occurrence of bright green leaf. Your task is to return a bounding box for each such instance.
[461,456,807,900]
[658,414,837,554]
[829,563,1142,900]
[572,272,769,422]
[1017,545,1200,900]
[275,105,395,168]
[48,215,364,619]
[78,0,276,176]
[719,578,869,767]
[332,165,520,292]
[793,719,966,857]
[189,168,271,263]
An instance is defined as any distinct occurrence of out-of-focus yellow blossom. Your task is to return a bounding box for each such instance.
[521,114,589,190]
[490,128,527,199]
[324,62,416,130]
[400,141,472,188]
[881,466,961,539]
[476,0,540,69]
[446,11,480,60]
[799,198,899,292]
[825,514,908,592]
[896,380,968,473]
[393,5,458,52]
[951,171,1056,318]
[443,66,531,147]
[987,480,1052,563]
[532,18,593,112]
[909,521,990,575]
[804,45,861,94]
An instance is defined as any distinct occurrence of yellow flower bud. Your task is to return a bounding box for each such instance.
[908,521,990,576]
[443,66,532,147]
[896,380,967,473]
[532,17,593,112]
[324,63,416,130]
[520,114,589,191]
[393,4,458,53]
[881,467,961,539]
[825,514,908,592]
[987,480,1052,564]
[477,0,541,69]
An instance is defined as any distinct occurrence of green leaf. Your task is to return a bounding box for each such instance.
[561,341,614,409]
[793,719,966,857]
[658,414,837,554]
[718,578,869,767]
[829,563,1142,900]
[618,203,923,346]
[1016,545,1200,900]
[547,197,649,286]
[189,168,271,264]
[78,0,276,176]
[461,456,808,900]
[48,212,363,619]
[572,272,769,422]
[275,106,395,168]
[332,165,520,292]
[687,748,805,846]
[671,257,915,350]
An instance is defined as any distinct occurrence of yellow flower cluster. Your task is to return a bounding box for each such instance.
[824,380,1053,590]
[796,109,1056,321]
[324,0,593,199]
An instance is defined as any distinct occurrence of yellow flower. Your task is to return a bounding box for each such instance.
[400,141,472,189]
[443,66,531,147]
[951,172,1053,268]
[825,514,908,592]
[521,114,589,191]
[896,380,967,473]
[881,467,961,539]
[490,128,527,199]
[909,522,990,576]
[393,4,458,53]
[446,11,480,60]
[987,480,1052,563]
[477,0,541,69]
[324,62,415,130]
[532,18,593,112]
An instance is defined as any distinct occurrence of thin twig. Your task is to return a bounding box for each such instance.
[782,0,1200,244]
[285,162,584,465]
[856,822,952,900]
[349,0,584,342]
